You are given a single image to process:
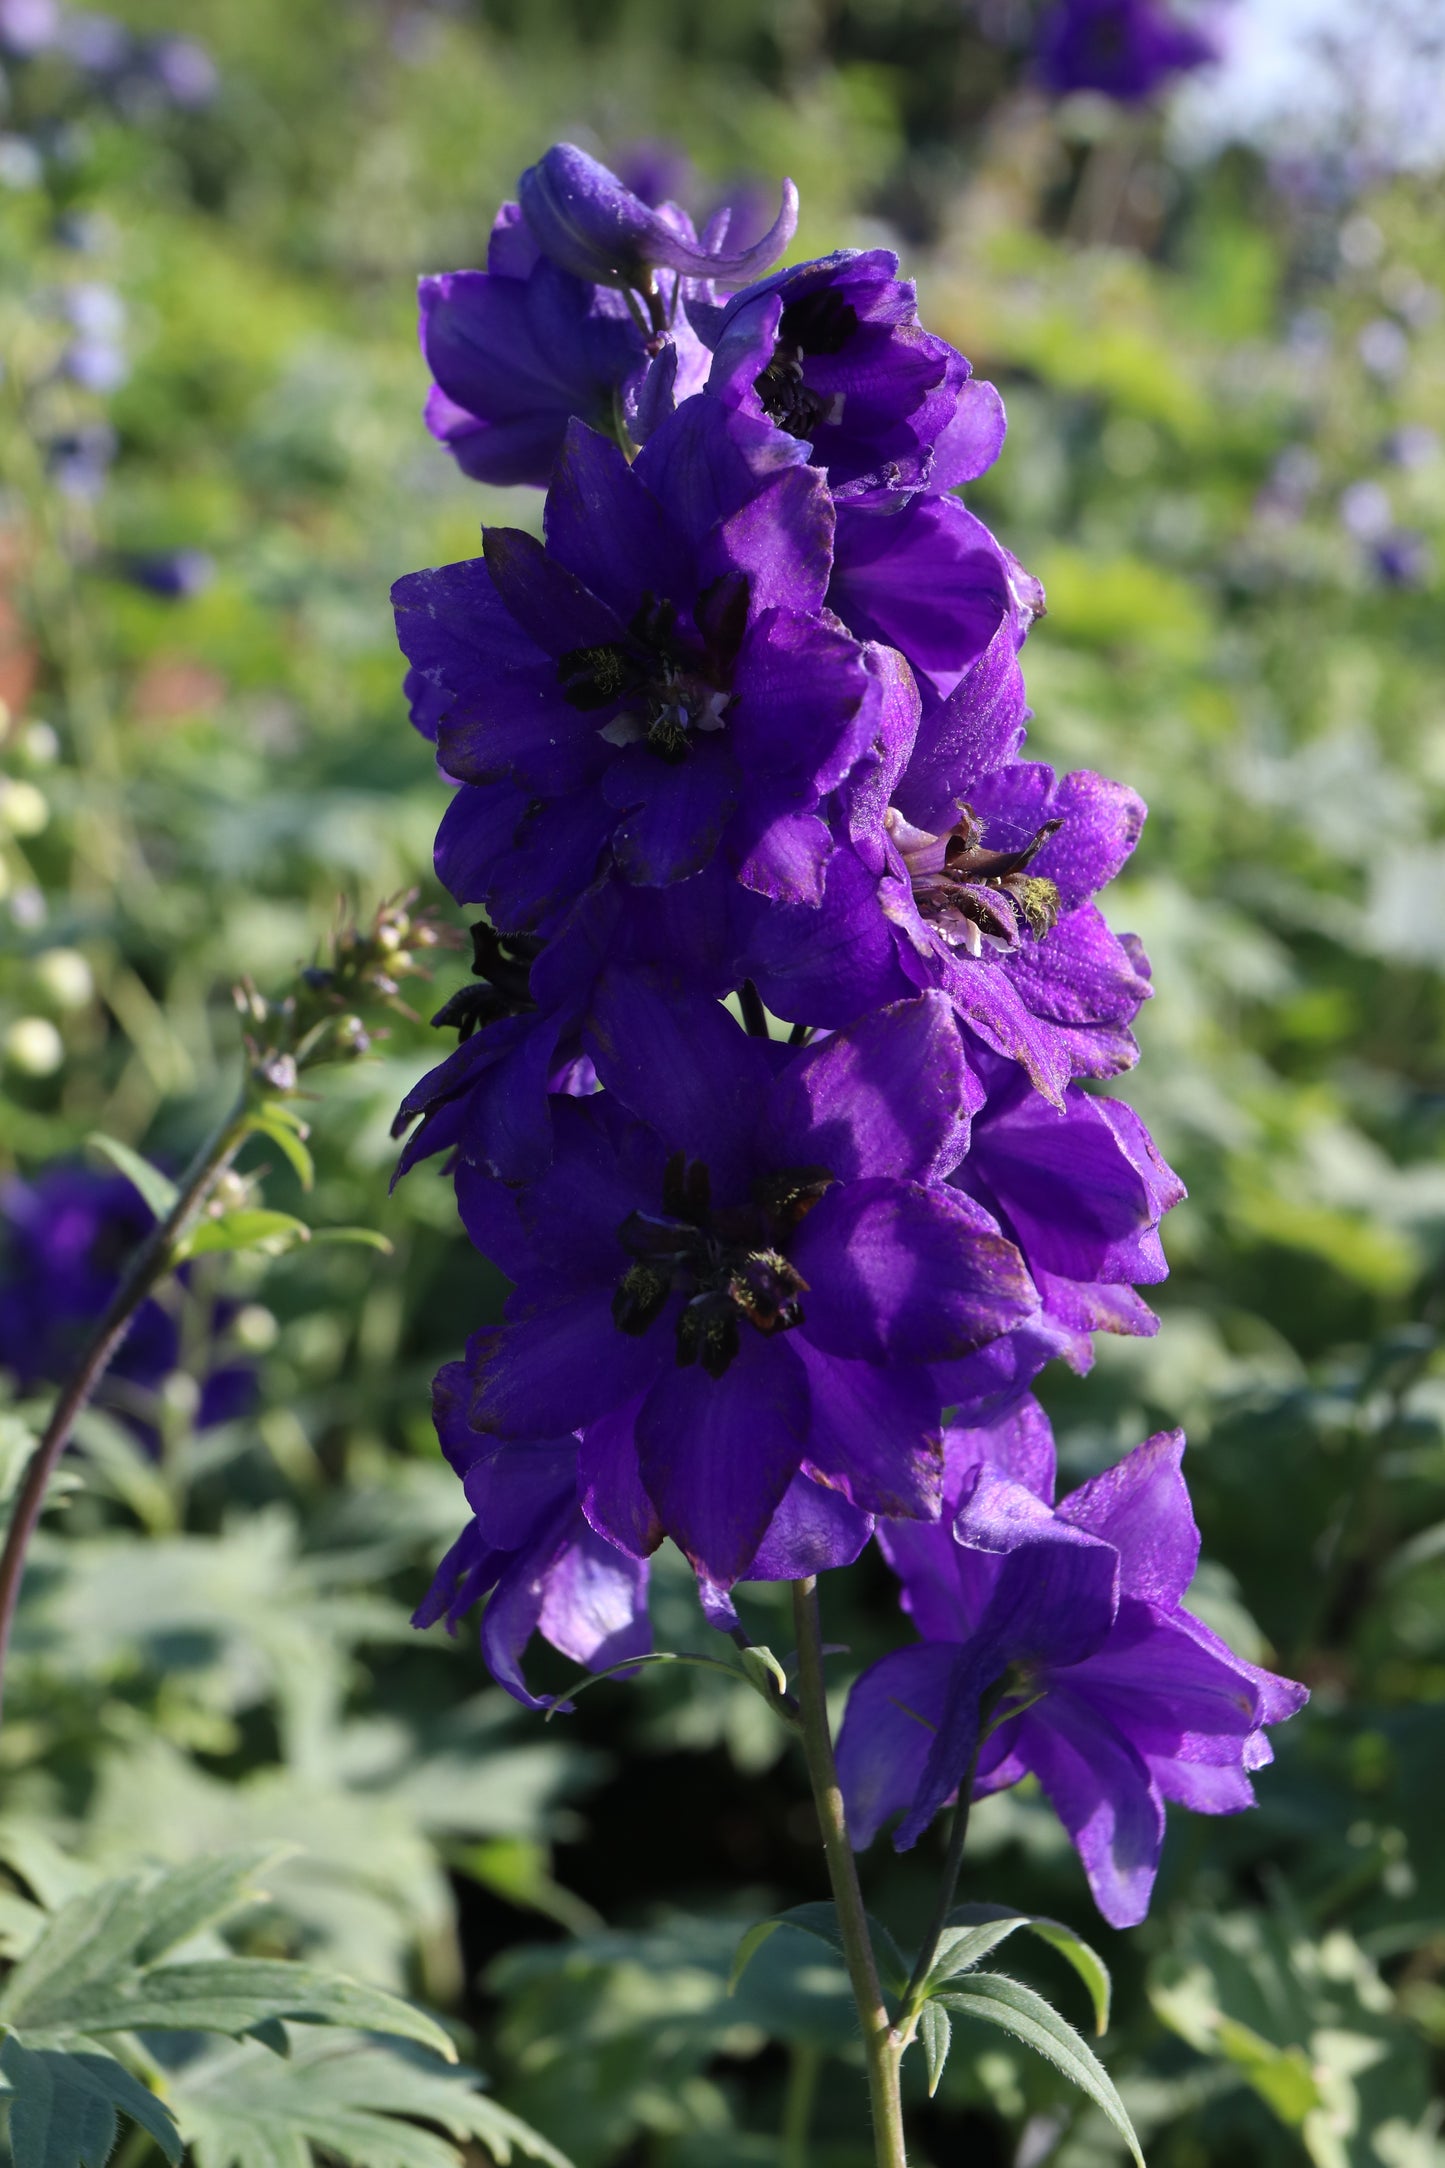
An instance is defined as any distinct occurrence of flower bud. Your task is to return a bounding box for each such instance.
[518,142,798,293]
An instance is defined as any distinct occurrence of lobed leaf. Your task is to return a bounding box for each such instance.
[170,2035,573,2168]
[729,1903,909,2001]
[918,1999,951,2099]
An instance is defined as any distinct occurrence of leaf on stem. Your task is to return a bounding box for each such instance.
[84,1136,179,1222]
[918,1999,951,2098]
[937,1974,1144,2166]
[933,1903,1111,2033]
[729,1904,909,2001]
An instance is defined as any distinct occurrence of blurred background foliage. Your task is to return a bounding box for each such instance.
[1,1,1442,2163]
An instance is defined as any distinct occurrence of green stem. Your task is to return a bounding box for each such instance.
[790,1578,907,2168]
[0,1090,252,1726]
[781,2040,821,2168]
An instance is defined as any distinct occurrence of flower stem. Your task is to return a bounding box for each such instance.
[0,1091,252,1726]
[790,1577,907,2168]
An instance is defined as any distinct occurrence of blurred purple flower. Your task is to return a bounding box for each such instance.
[0,1163,256,1448]
[518,140,797,293]
[1035,0,1217,102]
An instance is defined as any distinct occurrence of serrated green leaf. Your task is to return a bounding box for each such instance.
[27,1959,455,2060]
[176,1210,311,1260]
[919,1999,951,2098]
[0,1855,278,2028]
[171,2036,572,2168]
[938,1975,1143,2167]
[246,1115,315,1191]
[85,1136,179,1222]
[0,2037,182,2168]
[728,1904,908,2001]
[940,1904,1112,2033]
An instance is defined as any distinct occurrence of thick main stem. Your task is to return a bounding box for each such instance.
[790,1577,907,2168]
[0,1093,251,1724]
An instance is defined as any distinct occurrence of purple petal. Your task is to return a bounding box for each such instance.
[537,1518,652,1672]
[636,1329,809,1584]
[728,609,874,794]
[792,1178,1038,1365]
[578,1397,662,1558]
[1056,1431,1197,1609]
[829,497,1010,698]
[473,1292,659,1437]
[606,737,740,887]
[893,625,1030,834]
[741,1469,874,1580]
[543,419,683,616]
[928,373,1008,488]
[482,524,625,658]
[837,1643,962,1848]
[585,973,775,1190]
[942,1392,1057,1507]
[795,1340,945,1520]
[1011,1693,1165,1928]
[766,993,980,1185]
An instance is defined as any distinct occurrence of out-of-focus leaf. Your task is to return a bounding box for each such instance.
[0,2037,182,2168]
[84,1136,178,1222]
[177,1209,311,1260]
[171,2035,573,2168]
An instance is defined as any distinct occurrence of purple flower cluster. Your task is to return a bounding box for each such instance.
[0,1163,254,1450]
[397,144,1301,1917]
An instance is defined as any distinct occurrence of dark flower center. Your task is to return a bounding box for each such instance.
[612,1150,834,1379]
[429,924,540,1041]
[893,807,1063,959]
[558,585,744,765]
[754,288,859,440]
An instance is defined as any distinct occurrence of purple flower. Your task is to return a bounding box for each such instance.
[414,1347,651,1708]
[700,250,1005,501]
[0,1164,255,1448]
[395,396,881,915]
[1035,0,1217,103]
[0,0,60,57]
[837,1425,1306,1927]
[148,35,218,108]
[518,141,797,293]
[937,1046,1184,1419]
[450,983,1039,1589]
[418,205,658,489]
[745,728,1154,1106]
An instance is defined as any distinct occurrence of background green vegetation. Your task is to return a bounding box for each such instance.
[1,4,1442,2163]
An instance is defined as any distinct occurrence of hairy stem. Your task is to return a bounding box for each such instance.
[0,1092,252,1724]
[790,1577,907,2168]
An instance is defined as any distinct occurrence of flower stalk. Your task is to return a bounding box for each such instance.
[790,1576,907,2168]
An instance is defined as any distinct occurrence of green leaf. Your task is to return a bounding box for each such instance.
[246,1113,315,1191]
[0,2037,182,2168]
[729,1904,908,2001]
[85,1135,180,1222]
[170,2035,573,2168]
[735,1644,789,1703]
[176,1210,311,1260]
[937,1975,1144,2167]
[306,1226,394,1254]
[23,1959,455,2060]
[938,1904,1112,2033]
[918,1999,951,2099]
